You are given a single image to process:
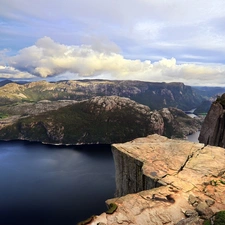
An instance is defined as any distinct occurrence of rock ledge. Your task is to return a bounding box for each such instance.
[87,134,225,225]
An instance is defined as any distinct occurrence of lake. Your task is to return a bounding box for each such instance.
[0,141,115,225]
[0,132,200,225]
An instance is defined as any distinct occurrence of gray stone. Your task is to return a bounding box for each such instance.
[185,209,198,217]
[196,202,214,219]
[176,216,201,225]
[205,199,215,207]
[188,195,199,206]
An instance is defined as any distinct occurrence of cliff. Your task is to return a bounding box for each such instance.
[86,135,225,225]
[0,96,200,144]
[199,93,225,147]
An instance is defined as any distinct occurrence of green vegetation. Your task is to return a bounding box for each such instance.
[106,203,118,214]
[203,211,225,225]
[203,220,211,225]
[210,180,218,186]
[76,203,117,224]
[0,99,160,144]
[214,211,225,224]
[0,112,8,119]
[219,180,225,185]
[77,215,95,225]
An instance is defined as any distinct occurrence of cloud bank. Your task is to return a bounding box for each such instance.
[1,37,225,86]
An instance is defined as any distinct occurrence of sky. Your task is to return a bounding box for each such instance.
[1,0,225,86]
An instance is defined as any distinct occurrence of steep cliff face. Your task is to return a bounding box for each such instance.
[112,146,163,197]
[88,135,225,225]
[199,94,225,147]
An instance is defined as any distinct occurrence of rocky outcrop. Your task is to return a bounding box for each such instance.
[199,94,225,147]
[0,96,164,144]
[159,107,201,138]
[0,96,201,144]
[87,135,225,225]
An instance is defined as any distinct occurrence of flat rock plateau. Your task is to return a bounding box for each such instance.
[86,134,225,225]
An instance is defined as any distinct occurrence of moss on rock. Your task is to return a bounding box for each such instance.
[77,215,95,225]
[106,203,118,214]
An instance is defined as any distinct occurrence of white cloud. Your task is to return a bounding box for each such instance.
[1,0,225,71]
[0,65,35,79]
[2,37,225,86]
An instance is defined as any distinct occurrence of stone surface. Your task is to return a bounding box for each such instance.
[87,134,225,225]
[199,100,225,147]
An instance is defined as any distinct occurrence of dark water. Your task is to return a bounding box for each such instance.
[0,141,115,225]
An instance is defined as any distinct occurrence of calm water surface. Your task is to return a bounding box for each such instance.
[0,132,200,225]
[0,141,115,225]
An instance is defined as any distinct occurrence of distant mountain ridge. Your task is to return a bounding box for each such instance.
[0,79,204,144]
[0,79,204,111]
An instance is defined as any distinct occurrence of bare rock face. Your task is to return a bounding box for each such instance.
[199,94,225,147]
[159,107,201,138]
[88,135,225,225]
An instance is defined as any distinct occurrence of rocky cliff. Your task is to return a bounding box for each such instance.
[0,96,201,144]
[199,93,225,147]
[0,80,203,110]
[0,96,163,144]
[86,135,225,225]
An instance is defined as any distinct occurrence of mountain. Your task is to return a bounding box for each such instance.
[199,93,225,147]
[192,86,225,114]
[192,86,225,99]
[0,80,203,110]
[0,96,201,144]
[0,79,13,87]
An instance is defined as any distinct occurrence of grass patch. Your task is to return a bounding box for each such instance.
[214,211,225,224]
[0,112,8,119]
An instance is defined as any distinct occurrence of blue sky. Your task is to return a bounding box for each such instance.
[1,0,225,86]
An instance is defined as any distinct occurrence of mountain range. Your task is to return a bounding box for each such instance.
[0,79,223,144]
